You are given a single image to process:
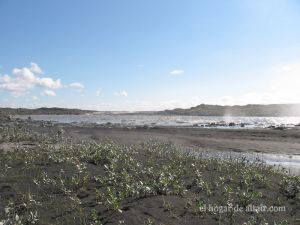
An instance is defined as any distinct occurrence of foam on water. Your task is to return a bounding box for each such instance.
[16,114,300,129]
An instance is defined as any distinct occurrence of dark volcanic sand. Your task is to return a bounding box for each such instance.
[1,118,300,224]
[60,125,300,155]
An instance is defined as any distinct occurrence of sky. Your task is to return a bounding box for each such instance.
[0,0,300,111]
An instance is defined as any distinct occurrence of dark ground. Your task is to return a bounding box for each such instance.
[0,117,299,225]
[59,124,300,155]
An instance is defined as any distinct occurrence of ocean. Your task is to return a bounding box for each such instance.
[16,113,300,129]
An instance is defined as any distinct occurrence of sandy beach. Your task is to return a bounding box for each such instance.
[1,117,300,224]
[52,123,300,155]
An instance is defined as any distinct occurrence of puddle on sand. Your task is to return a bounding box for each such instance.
[259,153,300,175]
[190,150,300,175]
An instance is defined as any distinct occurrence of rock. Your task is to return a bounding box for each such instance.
[274,126,286,130]
[57,128,65,136]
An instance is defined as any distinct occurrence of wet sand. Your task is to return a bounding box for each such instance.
[60,124,300,155]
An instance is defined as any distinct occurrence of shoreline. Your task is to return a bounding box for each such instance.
[14,114,300,130]
[16,117,300,174]
[5,117,299,172]
[8,117,300,155]
[1,115,299,224]
[2,116,300,173]
[60,123,300,155]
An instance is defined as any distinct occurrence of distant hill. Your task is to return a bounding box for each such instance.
[2,104,300,117]
[161,104,300,117]
[0,107,96,115]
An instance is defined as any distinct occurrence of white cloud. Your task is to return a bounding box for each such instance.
[114,90,128,97]
[0,79,33,94]
[69,82,84,89]
[169,69,184,75]
[0,74,11,83]
[0,63,61,96]
[96,89,101,97]
[37,77,61,89]
[12,67,37,83]
[32,96,38,100]
[41,89,56,97]
[30,62,43,74]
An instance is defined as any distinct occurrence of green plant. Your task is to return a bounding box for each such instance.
[144,218,155,225]
[162,197,174,212]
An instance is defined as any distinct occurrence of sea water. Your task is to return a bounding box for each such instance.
[16,113,300,129]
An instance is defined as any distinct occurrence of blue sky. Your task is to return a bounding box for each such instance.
[1,0,300,111]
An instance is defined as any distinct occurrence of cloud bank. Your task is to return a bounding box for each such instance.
[0,63,84,97]
[218,62,300,106]
[0,63,61,96]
